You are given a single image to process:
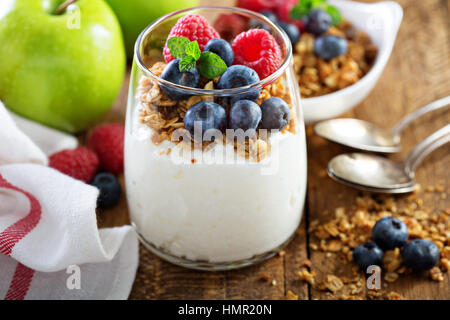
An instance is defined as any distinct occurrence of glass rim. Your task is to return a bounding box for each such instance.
[134,6,293,96]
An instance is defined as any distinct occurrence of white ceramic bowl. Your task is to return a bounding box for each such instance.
[301,0,403,124]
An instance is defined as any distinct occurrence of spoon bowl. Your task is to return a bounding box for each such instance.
[315,96,450,153]
[315,119,400,153]
[327,125,450,193]
[328,153,416,193]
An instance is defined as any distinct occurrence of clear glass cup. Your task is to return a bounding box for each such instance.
[125,6,307,270]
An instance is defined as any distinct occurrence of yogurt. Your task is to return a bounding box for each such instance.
[125,106,307,263]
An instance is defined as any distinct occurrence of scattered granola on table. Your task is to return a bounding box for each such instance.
[300,184,448,300]
[298,267,316,286]
[285,290,299,300]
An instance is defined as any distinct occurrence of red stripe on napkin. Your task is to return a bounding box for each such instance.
[0,173,41,300]
[0,174,42,255]
[4,263,35,300]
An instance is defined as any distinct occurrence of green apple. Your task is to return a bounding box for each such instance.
[106,0,199,58]
[0,0,126,133]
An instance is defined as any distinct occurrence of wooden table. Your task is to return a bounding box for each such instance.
[95,0,450,299]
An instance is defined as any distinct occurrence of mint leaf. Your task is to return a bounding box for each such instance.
[198,51,227,79]
[167,38,227,78]
[167,36,190,59]
[185,41,201,60]
[326,4,342,25]
[290,0,341,22]
[290,0,325,20]
[290,1,310,20]
[179,56,196,72]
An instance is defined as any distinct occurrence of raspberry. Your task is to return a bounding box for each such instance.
[232,29,282,79]
[49,147,99,183]
[163,14,220,63]
[213,14,248,42]
[236,0,275,12]
[276,0,306,32]
[87,123,124,175]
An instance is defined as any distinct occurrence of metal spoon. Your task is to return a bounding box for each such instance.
[327,124,450,193]
[314,96,450,153]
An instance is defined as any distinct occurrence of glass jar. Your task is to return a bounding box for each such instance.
[125,6,307,270]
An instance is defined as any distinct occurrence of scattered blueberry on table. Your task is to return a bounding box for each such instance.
[402,239,440,271]
[353,241,384,270]
[91,172,122,209]
[372,217,409,250]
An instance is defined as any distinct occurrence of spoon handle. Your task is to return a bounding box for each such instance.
[404,124,450,176]
[392,95,450,135]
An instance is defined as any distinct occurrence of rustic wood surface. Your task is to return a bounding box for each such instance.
[93,0,450,299]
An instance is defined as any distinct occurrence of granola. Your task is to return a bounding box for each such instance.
[305,186,449,299]
[136,62,297,162]
[430,267,444,282]
[323,274,344,294]
[293,20,377,98]
[285,290,299,300]
[298,267,316,286]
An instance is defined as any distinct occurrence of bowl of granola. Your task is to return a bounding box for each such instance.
[234,0,403,123]
[295,0,403,123]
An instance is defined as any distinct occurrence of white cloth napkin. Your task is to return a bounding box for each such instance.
[0,103,47,166]
[0,101,138,300]
[10,112,79,156]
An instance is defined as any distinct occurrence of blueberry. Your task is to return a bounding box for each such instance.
[314,35,348,61]
[160,59,200,101]
[260,97,290,130]
[352,241,384,270]
[218,65,261,102]
[403,239,440,271]
[249,10,277,30]
[372,217,409,250]
[204,38,234,67]
[91,173,122,209]
[278,22,300,45]
[229,100,262,137]
[184,101,227,141]
[305,9,332,35]
[260,10,278,23]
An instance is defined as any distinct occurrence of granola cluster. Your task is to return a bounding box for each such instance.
[293,20,377,98]
[136,62,296,161]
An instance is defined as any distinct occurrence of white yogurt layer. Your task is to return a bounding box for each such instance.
[125,106,307,263]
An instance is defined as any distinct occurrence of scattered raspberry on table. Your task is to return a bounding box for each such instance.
[87,122,124,175]
[49,146,99,183]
